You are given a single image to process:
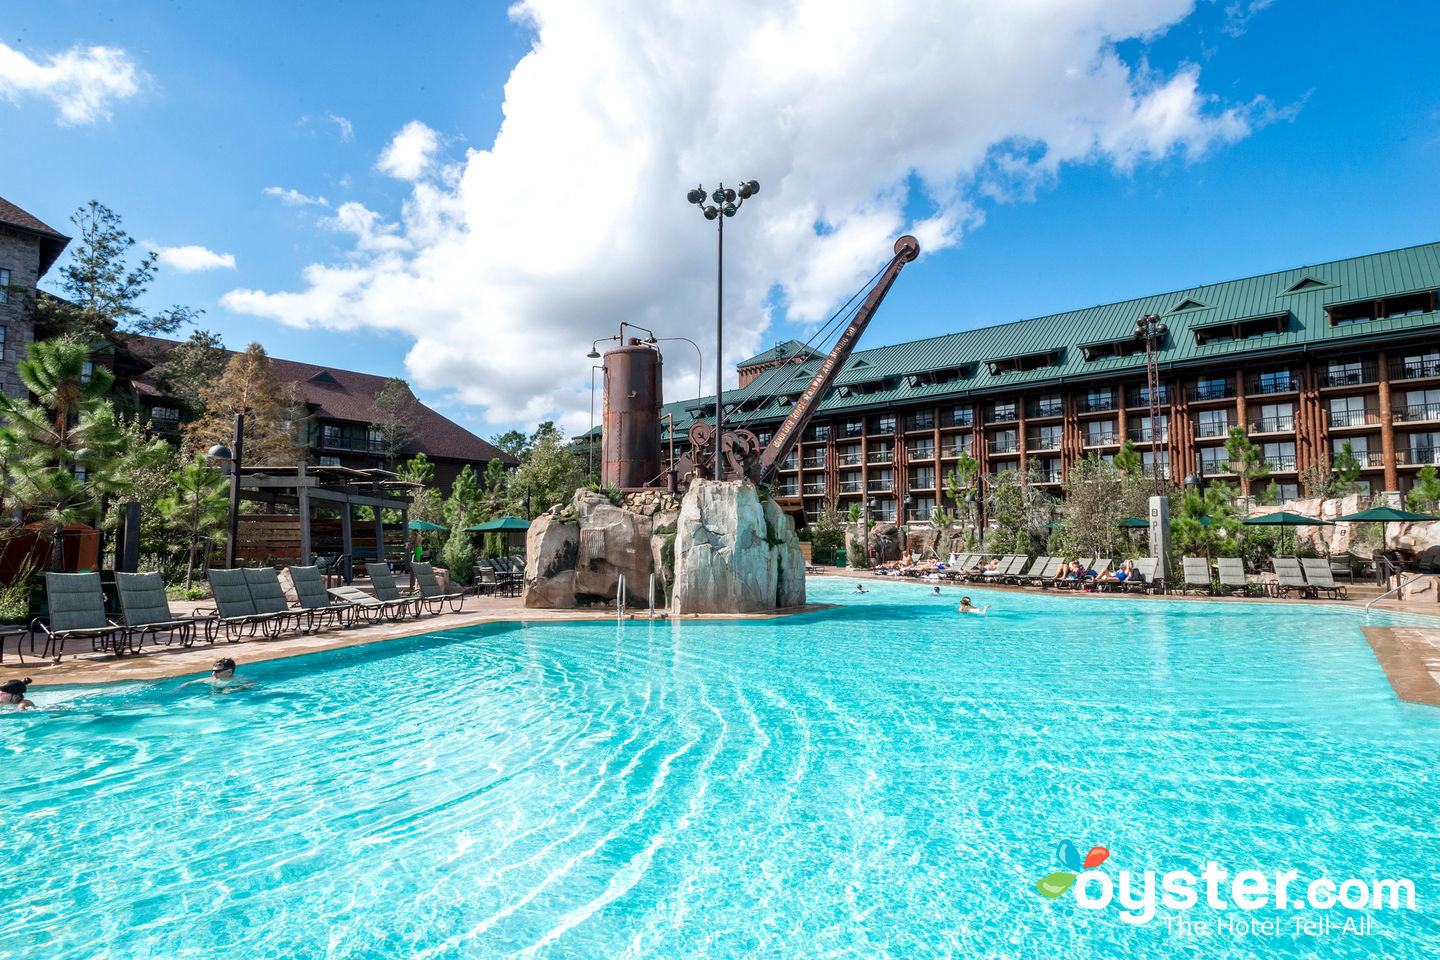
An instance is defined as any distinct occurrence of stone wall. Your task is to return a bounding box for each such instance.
[0,225,40,400]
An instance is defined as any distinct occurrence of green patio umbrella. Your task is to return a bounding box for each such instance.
[407,520,448,531]
[1117,517,1149,528]
[1241,511,1332,555]
[463,516,532,533]
[1331,505,1437,554]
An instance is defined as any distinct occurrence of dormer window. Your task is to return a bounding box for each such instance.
[1192,312,1288,346]
[984,350,1061,376]
[1080,338,1147,361]
[1327,290,1437,326]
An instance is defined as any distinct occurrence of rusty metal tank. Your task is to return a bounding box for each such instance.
[602,338,664,488]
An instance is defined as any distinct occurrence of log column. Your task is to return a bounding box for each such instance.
[1378,350,1399,492]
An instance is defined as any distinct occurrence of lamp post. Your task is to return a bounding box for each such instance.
[687,179,760,480]
[1133,313,1169,497]
[207,412,243,569]
[645,335,705,401]
[588,364,602,477]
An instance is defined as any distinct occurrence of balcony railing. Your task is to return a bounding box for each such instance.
[1025,400,1064,419]
[867,479,894,492]
[776,484,799,497]
[867,450,893,464]
[987,439,1018,454]
[908,477,937,491]
[320,435,388,453]
[837,480,863,493]
[804,432,830,444]
[801,455,826,469]
[1353,451,1386,468]
[1084,431,1119,446]
[907,446,935,461]
[1263,456,1298,472]
[1248,416,1295,434]
[941,411,974,428]
[1329,408,1380,428]
[905,416,935,432]
[1193,419,1233,438]
[1026,434,1062,451]
[780,458,799,471]
[941,444,971,458]
[986,407,1019,423]
[1400,446,1440,466]
[1187,380,1234,402]
[1322,363,1377,387]
[837,452,863,466]
[1246,373,1297,395]
[1127,426,1169,443]
[1395,402,1440,423]
[1390,357,1440,380]
[1200,459,1234,476]
[1080,396,1116,413]
[1126,388,1170,407]
[839,424,865,438]
[802,482,827,495]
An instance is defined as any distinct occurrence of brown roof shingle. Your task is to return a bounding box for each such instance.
[0,195,71,277]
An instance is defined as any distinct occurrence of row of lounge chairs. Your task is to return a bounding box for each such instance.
[25,561,466,664]
[1179,557,1348,600]
[474,556,524,596]
[898,554,1158,592]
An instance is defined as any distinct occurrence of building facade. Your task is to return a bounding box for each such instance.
[634,242,1440,525]
[0,196,69,399]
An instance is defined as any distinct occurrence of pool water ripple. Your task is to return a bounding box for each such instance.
[4,579,1440,958]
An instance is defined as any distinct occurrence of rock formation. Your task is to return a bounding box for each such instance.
[671,480,804,614]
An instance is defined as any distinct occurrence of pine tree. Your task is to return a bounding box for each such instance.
[158,457,229,588]
[187,342,303,465]
[1224,427,1269,498]
[1408,465,1440,513]
[367,377,419,468]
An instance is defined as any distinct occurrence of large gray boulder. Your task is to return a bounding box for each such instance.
[575,503,653,602]
[672,480,806,614]
[523,514,580,608]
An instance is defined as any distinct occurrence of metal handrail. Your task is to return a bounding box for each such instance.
[1366,574,1429,612]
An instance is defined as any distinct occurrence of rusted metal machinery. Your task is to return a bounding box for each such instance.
[673,234,920,486]
[601,338,664,489]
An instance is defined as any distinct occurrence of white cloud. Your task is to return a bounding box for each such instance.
[328,112,354,141]
[225,0,1268,433]
[1223,0,1274,37]
[376,120,440,180]
[153,244,236,272]
[0,40,140,124]
[264,186,330,207]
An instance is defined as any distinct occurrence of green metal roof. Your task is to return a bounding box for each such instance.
[737,339,819,367]
[585,241,1440,439]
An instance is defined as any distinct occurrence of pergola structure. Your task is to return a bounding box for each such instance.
[229,463,418,582]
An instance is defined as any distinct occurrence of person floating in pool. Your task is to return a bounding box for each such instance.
[957,596,990,615]
[854,583,869,594]
[933,586,942,596]
[181,658,254,691]
[1,677,35,711]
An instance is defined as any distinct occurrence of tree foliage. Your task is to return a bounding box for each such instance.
[983,467,1054,554]
[807,500,846,564]
[158,329,229,403]
[30,201,200,338]
[1112,439,1142,477]
[1170,481,1243,558]
[508,424,586,515]
[1408,465,1440,513]
[367,377,419,467]
[1054,455,1152,560]
[1224,427,1269,497]
[158,457,229,588]
[187,342,302,465]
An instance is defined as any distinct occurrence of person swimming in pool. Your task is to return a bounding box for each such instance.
[181,658,253,691]
[1,677,35,711]
[854,583,869,594]
[933,586,942,595]
[957,596,990,615]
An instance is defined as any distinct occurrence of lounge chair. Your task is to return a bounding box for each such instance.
[1103,557,1157,594]
[1180,557,1214,596]
[1215,558,1262,596]
[287,565,356,631]
[1054,558,1096,590]
[245,568,306,633]
[114,572,201,653]
[1271,558,1315,599]
[365,562,426,618]
[326,584,413,620]
[1020,557,1063,586]
[32,572,123,662]
[204,568,294,642]
[472,563,500,595]
[1299,558,1349,600]
[1009,555,1051,584]
[412,562,465,614]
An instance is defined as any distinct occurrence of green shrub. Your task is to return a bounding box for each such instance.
[442,534,477,585]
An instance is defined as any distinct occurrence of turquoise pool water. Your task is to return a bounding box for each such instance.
[3,579,1439,958]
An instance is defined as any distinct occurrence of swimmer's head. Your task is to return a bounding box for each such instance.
[961,597,972,605]
[211,658,236,678]
[1,677,32,703]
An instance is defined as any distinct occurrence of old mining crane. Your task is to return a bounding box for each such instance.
[595,235,920,492]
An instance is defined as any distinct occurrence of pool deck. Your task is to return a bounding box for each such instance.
[1,596,836,689]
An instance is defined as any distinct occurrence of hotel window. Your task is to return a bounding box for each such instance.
[81,360,94,384]
[987,400,1017,422]
[804,423,830,442]
[366,428,385,451]
[1333,436,1372,468]
[870,414,896,434]
[150,405,180,430]
[1271,483,1300,503]
[908,438,934,460]
[1199,448,1232,476]
[838,470,862,493]
[753,430,772,447]
[1127,383,1169,407]
[1141,449,1170,478]
[1195,408,1232,438]
[318,456,342,467]
[1329,396,1373,428]
[868,468,894,492]
[1130,415,1168,442]
[910,466,935,489]
[1402,389,1440,422]
[1325,360,1367,387]
[1251,403,1294,433]
[1081,388,1114,412]
[0,267,9,303]
[322,425,345,447]
[989,429,1018,454]
[841,419,864,438]
[1027,393,1063,418]
[837,443,862,465]
[946,405,974,427]
[1394,350,1440,379]
[944,435,971,457]
[1190,376,1232,401]
[874,499,896,523]
[1035,458,1063,483]
[868,442,893,463]
[1407,432,1440,465]
[1262,441,1297,471]
[1085,420,1117,446]
[781,449,799,470]
[1032,425,1063,449]
[909,496,935,521]
[1250,368,1296,394]
[905,410,935,431]
[0,324,7,357]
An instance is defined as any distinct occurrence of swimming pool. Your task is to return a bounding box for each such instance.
[3,578,1438,958]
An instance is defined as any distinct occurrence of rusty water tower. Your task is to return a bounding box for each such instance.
[601,337,663,489]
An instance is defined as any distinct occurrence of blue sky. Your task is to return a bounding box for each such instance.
[2,1,1438,440]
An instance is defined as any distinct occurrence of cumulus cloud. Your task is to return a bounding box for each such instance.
[224,0,1269,433]
[0,40,140,124]
[153,244,236,272]
[264,186,330,207]
[328,112,354,141]
[376,120,440,180]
